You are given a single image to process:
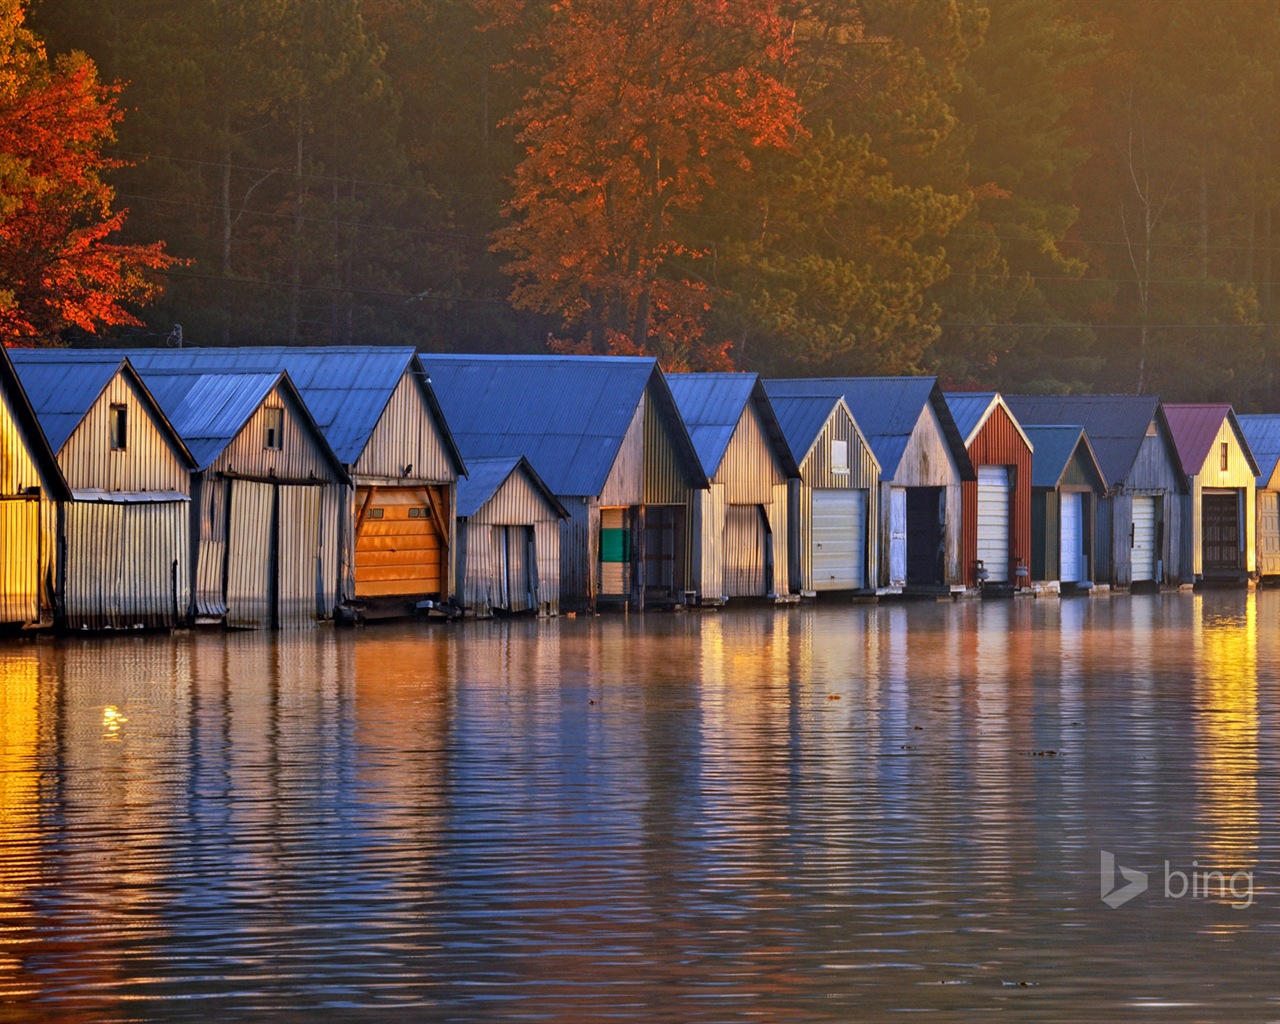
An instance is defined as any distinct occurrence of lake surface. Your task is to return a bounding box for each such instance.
[0,591,1276,1022]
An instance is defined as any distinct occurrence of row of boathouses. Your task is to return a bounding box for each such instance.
[0,344,1277,631]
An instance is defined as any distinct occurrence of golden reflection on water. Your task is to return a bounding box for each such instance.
[1193,595,1259,875]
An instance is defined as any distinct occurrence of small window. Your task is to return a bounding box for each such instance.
[367,507,384,520]
[108,404,127,451]
[408,506,430,519]
[264,407,284,451]
[831,439,849,474]
[1221,441,1229,472]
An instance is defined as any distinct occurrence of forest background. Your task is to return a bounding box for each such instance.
[20,0,1280,407]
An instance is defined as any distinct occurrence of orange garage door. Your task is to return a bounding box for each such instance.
[355,486,447,599]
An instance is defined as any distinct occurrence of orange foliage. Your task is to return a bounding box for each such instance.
[0,0,177,343]
[493,0,801,369]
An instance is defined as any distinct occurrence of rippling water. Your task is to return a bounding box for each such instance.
[0,591,1277,1022]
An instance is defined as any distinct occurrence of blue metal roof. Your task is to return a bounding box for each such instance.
[0,348,70,500]
[766,392,844,466]
[765,376,971,479]
[664,372,799,478]
[1236,414,1280,484]
[1005,394,1161,489]
[1022,425,1098,489]
[77,346,463,471]
[455,455,567,519]
[141,371,283,469]
[421,354,705,496]
[8,351,123,453]
[944,392,998,446]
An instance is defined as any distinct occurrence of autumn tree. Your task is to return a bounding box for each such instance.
[713,1,976,375]
[0,0,174,343]
[491,0,802,369]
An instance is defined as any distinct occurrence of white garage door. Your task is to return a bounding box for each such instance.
[1131,495,1156,582]
[976,466,1010,582]
[1060,491,1083,583]
[812,489,867,591]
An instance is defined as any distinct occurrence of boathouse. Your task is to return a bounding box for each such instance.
[0,347,69,627]
[666,373,798,602]
[139,369,350,627]
[1237,414,1280,578]
[1006,395,1186,587]
[117,347,465,619]
[455,456,566,616]
[945,392,1034,590]
[9,352,194,630]
[763,389,880,594]
[766,378,972,591]
[1022,425,1106,586]
[422,355,706,612]
[1162,404,1258,584]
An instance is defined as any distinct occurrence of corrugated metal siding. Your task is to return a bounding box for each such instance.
[792,405,879,591]
[226,480,274,628]
[723,504,766,597]
[204,384,340,617]
[1184,418,1257,576]
[63,500,189,629]
[716,403,785,504]
[600,400,645,507]
[876,403,963,586]
[692,483,725,600]
[278,485,322,626]
[0,389,43,625]
[58,372,188,493]
[353,371,456,483]
[534,520,559,613]
[558,498,596,611]
[1120,430,1185,584]
[0,498,39,623]
[643,390,691,505]
[459,465,562,615]
[959,405,1032,587]
[194,476,230,619]
[769,482,788,594]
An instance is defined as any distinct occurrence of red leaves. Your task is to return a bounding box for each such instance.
[0,2,177,342]
[492,0,801,368]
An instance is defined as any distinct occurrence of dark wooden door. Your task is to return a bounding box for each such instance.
[1202,491,1241,574]
[906,487,944,586]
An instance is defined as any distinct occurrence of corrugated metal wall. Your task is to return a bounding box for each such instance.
[0,387,43,625]
[875,404,964,587]
[769,482,789,594]
[278,485,322,627]
[0,498,39,624]
[691,483,725,600]
[715,403,784,502]
[959,405,1032,587]
[203,384,341,619]
[600,400,645,508]
[793,405,879,592]
[559,498,597,611]
[193,476,230,619]
[226,480,274,628]
[460,466,561,615]
[1183,419,1257,577]
[1114,430,1184,585]
[58,373,188,493]
[355,372,456,482]
[63,500,190,629]
[643,390,691,505]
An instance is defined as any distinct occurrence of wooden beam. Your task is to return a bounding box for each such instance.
[354,486,378,539]
[418,485,451,553]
